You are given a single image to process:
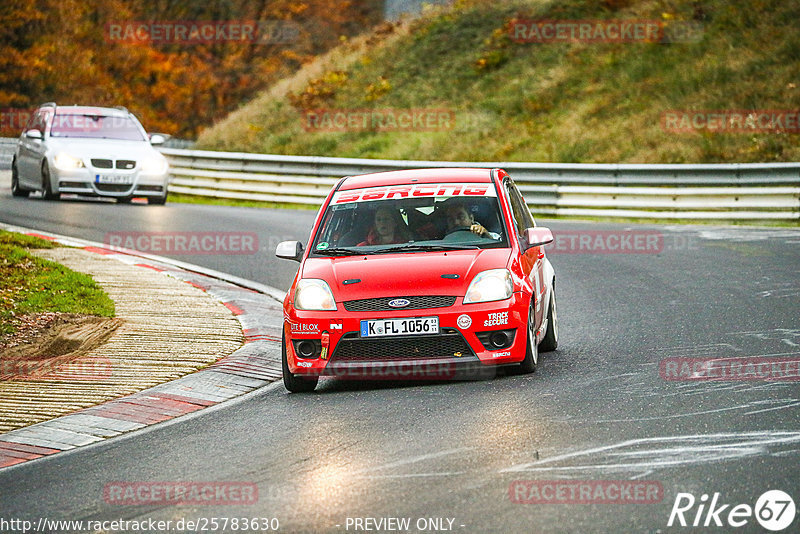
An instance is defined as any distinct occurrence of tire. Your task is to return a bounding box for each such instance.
[281,333,318,393]
[41,162,58,200]
[516,301,538,374]
[149,191,167,205]
[11,160,29,198]
[539,286,558,353]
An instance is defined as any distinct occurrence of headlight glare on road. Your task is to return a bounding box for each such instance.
[141,153,168,174]
[464,269,513,304]
[53,152,85,170]
[294,279,337,311]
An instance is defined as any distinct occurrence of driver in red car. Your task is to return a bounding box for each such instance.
[444,201,500,239]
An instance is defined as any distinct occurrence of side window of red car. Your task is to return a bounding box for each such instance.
[505,180,534,237]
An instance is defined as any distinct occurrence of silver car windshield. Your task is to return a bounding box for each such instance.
[312,182,509,255]
[49,114,146,141]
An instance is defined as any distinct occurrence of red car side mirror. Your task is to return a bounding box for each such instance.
[524,227,554,248]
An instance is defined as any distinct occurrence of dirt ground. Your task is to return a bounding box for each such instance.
[0,313,123,380]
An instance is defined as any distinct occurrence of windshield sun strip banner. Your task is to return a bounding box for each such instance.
[332,183,497,204]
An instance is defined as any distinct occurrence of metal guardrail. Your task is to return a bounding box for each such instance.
[0,138,17,171]
[1,136,796,220]
[160,148,800,220]
[0,136,192,171]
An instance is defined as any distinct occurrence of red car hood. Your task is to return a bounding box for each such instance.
[301,248,512,301]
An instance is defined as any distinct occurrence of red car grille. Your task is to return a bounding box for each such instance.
[331,329,474,361]
[343,296,456,312]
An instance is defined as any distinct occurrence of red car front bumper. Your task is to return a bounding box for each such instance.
[284,292,530,380]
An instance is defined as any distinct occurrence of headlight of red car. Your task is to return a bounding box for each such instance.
[294,279,337,311]
[463,269,513,304]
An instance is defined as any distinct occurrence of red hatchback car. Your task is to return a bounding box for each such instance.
[276,168,558,392]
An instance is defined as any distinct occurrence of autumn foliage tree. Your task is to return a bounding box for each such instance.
[0,0,381,137]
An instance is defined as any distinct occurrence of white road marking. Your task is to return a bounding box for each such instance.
[744,400,800,416]
[584,405,752,423]
[352,447,473,478]
[500,431,800,474]
[361,472,467,479]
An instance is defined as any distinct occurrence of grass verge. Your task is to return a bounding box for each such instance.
[196,0,800,164]
[0,231,115,338]
[540,214,800,228]
[167,192,320,211]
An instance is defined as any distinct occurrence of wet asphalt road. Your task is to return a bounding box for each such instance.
[1,179,800,533]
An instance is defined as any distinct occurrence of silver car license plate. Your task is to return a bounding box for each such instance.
[95,174,133,185]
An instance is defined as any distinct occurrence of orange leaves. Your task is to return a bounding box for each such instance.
[365,76,392,101]
[288,70,349,111]
[0,0,382,138]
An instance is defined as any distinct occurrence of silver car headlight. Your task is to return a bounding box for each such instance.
[141,153,168,174]
[294,279,337,311]
[53,152,85,170]
[464,269,513,304]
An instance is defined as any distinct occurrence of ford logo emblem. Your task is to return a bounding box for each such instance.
[388,298,410,308]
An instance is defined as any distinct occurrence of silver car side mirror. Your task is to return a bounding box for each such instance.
[25,129,43,140]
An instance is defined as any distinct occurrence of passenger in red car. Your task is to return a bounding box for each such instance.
[357,207,410,245]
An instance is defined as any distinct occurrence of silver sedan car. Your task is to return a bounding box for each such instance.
[11,103,170,204]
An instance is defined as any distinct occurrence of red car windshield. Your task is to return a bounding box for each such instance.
[312,182,508,254]
[49,113,146,141]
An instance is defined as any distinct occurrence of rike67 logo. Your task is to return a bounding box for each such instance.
[668,490,796,531]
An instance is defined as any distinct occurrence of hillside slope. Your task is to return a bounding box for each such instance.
[196,0,800,163]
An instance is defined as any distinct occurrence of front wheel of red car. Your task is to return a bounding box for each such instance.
[516,302,538,374]
[539,287,558,353]
[282,334,318,393]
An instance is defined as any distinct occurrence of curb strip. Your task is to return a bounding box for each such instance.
[0,224,287,469]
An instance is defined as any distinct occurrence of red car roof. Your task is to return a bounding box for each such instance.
[339,168,495,190]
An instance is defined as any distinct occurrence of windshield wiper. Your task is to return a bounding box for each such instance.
[371,243,479,254]
[314,247,376,256]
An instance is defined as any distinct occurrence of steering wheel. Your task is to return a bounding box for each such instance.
[445,226,474,235]
[442,226,477,242]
